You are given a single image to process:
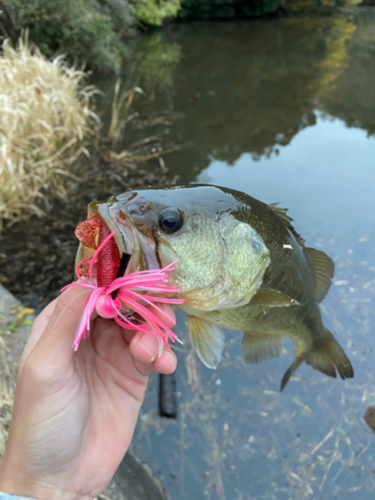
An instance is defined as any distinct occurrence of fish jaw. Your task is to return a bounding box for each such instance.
[96,200,162,274]
[95,202,127,257]
[73,202,133,282]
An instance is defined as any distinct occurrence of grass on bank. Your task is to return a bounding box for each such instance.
[0,38,179,232]
[0,38,98,231]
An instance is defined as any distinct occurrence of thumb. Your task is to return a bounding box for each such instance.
[32,286,91,370]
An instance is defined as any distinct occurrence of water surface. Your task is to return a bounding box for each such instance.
[125,9,375,500]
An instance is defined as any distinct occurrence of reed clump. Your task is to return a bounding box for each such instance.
[0,38,98,231]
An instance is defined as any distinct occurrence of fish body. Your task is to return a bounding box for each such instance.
[76,184,353,389]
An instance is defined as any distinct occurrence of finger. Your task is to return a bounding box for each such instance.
[130,332,164,367]
[152,303,176,329]
[121,328,136,345]
[130,332,177,376]
[120,303,176,345]
[33,286,91,368]
[152,348,177,375]
[19,298,59,372]
[26,298,58,346]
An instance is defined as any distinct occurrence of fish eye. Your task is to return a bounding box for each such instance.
[158,207,183,235]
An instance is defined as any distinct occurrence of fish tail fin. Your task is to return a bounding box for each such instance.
[280,356,305,392]
[306,328,354,381]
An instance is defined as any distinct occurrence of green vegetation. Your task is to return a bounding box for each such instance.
[0,0,134,71]
[133,0,181,25]
[0,0,358,71]
[0,0,182,70]
[0,306,34,335]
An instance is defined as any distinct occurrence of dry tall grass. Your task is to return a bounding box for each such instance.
[0,38,98,231]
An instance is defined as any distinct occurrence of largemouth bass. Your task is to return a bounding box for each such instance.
[75,185,354,390]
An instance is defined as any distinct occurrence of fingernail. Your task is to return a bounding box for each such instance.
[157,337,164,359]
[163,349,177,370]
[163,315,176,329]
[136,334,162,362]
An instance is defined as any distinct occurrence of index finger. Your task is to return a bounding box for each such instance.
[29,286,91,372]
[19,297,59,372]
[121,302,177,344]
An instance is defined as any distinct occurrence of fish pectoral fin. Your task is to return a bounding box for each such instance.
[187,316,224,369]
[242,331,283,364]
[280,356,305,392]
[305,247,334,302]
[251,287,299,307]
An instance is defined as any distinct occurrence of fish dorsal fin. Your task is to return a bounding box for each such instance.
[305,247,334,302]
[242,331,283,364]
[269,203,305,246]
[251,287,299,307]
[187,316,224,369]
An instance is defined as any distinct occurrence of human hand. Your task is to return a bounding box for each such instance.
[0,286,177,500]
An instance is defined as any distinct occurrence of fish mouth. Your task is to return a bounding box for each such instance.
[74,201,159,282]
[102,201,160,271]
[74,203,131,282]
[95,202,129,258]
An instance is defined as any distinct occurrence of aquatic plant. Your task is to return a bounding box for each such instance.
[0,38,98,231]
[106,81,144,148]
[98,79,180,165]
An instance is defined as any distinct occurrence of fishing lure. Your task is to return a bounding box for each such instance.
[62,226,184,351]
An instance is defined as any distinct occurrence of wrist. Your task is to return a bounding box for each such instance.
[0,459,79,500]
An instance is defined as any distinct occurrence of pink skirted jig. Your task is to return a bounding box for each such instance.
[62,230,184,351]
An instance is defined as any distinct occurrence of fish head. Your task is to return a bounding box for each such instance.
[79,185,271,311]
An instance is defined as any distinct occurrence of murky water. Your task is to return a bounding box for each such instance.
[125,9,375,500]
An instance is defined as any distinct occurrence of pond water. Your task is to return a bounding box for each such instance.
[1,7,375,500]
[124,8,375,500]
